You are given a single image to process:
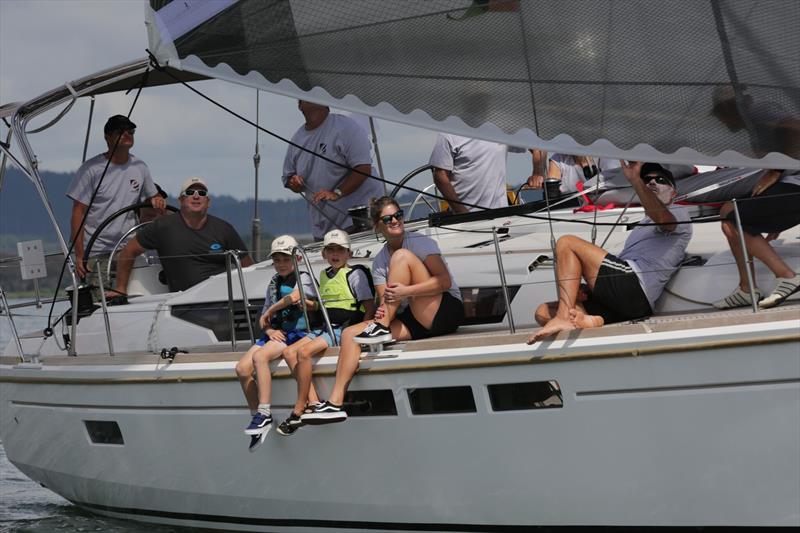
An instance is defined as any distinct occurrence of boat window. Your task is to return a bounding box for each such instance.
[343,389,397,417]
[84,420,124,445]
[172,300,264,342]
[407,386,476,415]
[460,286,521,325]
[488,381,563,411]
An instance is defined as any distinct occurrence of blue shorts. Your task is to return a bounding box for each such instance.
[255,329,308,347]
[311,326,342,347]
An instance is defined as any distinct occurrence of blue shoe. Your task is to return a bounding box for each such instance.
[248,432,266,452]
[244,412,272,435]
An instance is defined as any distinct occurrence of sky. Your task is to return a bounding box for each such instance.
[0,0,537,202]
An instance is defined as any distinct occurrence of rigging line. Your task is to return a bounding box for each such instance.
[46,67,152,331]
[516,3,540,136]
[600,190,637,249]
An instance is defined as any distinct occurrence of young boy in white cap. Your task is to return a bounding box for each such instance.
[276,229,376,436]
[234,234,319,451]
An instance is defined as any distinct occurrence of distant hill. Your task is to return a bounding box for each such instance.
[0,167,311,255]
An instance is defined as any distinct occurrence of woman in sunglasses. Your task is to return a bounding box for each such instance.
[302,196,464,424]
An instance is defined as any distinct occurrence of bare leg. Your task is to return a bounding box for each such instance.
[252,341,287,405]
[528,235,607,343]
[719,203,755,291]
[379,249,443,330]
[743,231,796,279]
[293,337,328,414]
[235,345,261,411]
[327,322,370,405]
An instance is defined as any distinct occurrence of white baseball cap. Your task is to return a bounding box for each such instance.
[180,177,208,196]
[323,229,351,249]
[270,235,299,256]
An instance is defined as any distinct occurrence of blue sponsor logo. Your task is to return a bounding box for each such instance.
[210,243,222,251]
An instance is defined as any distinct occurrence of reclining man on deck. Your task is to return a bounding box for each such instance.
[528,161,693,343]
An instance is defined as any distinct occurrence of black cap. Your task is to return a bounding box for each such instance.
[104,115,136,135]
[640,163,676,187]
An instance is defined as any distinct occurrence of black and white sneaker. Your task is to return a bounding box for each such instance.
[244,412,272,435]
[354,322,392,344]
[276,412,305,436]
[300,400,348,425]
[248,432,267,452]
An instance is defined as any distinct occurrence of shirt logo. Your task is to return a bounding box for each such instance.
[210,243,222,251]
[318,142,327,154]
[130,179,140,191]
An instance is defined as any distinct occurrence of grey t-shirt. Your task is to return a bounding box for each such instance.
[282,114,383,239]
[428,134,518,211]
[743,100,791,156]
[372,233,461,302]
[619,205,693,308]
[67,153,157,255]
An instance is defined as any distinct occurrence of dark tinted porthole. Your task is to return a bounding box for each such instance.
[343,389,397,417]
[84,420,124,445]
[488,381,563,411]
[408,386,476,415]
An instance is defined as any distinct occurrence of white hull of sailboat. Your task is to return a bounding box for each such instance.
[2,314,799,530]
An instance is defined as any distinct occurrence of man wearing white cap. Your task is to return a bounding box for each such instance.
[110,177,252,298]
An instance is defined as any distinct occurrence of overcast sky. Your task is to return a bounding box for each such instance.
[0,0,538,202]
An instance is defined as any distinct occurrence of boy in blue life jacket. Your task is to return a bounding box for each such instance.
[276,229,376,436]
[235,234,321,451]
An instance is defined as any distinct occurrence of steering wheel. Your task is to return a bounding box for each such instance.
[82,201,178,279]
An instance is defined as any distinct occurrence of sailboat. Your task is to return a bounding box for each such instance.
[1,1,798,529]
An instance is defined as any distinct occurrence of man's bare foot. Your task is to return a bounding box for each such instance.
[569,308,604,329]
[527,316,575,344]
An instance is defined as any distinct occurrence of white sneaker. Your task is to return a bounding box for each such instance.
[759,274,800,309]
[713,287,762,309]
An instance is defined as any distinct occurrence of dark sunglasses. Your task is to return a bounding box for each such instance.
[183,188,208,197]
[379,210,404,224]
[642,175,673,186]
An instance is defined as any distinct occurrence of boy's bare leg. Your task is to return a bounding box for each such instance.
[529,235,607,343]
[293,337,328,414]
[235,345,261,411]
[327,322,370,405]
[252,341,287,405]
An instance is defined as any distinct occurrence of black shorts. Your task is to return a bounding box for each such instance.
[726,182,800,235]
[396,292,465,340]
[583,253,652,324]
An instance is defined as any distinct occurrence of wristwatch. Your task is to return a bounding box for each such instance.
[333,187,343,198]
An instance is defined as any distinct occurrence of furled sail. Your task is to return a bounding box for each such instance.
[146,0,800,169]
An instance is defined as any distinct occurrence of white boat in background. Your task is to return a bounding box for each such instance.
[1,1,799,530]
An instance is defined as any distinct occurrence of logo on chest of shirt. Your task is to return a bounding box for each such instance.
[318,142,327,154]
[129,178,140,192]
[210,243,222,251]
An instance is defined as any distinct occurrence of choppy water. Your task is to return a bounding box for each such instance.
[0,301,192,532]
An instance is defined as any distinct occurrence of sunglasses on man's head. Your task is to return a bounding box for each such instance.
[379,210,404,225]
[642,174,673,186]
[183,188,208,197]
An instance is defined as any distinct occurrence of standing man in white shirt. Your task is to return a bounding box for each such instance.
[429,133,542,214]
[282,100,383,240]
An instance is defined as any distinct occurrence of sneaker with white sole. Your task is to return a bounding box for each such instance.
[276,412,305,436]
[354,322,392,344]
[300,400,348,425]
[244,412,272,435]
[248,432,267,452]
[759,274,800,309]
[713,287,762,309]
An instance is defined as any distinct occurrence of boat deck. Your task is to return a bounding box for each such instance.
[4,302,797,368]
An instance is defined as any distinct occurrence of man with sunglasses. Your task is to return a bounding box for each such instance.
[529,161,692,343]
[67,115,166,280]
[110,177,252,299]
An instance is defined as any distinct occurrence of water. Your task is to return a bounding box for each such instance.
[0,301,192,532]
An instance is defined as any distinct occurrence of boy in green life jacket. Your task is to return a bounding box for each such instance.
[276,229,376,436]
